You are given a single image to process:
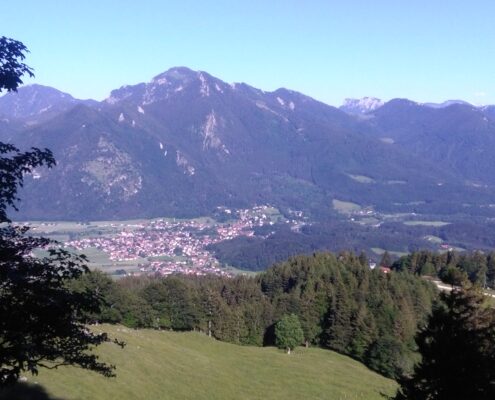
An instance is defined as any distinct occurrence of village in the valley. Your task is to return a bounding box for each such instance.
[59,205,300,277]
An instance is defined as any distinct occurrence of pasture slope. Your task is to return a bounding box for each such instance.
[13,325,396,400]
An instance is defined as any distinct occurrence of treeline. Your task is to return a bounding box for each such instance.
[393,250,495,289]
[208,218,495,272]
[73,252,437,378]
[208,221,433,271]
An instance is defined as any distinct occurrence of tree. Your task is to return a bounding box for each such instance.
[366,335,412,379]
[323,282,353,353]
[358,251,369,268]
[0,37,34,93]
[394,287,495,400]
[487,252,495,289]
[141,277,198,331]
[440,265,468,287]
[69,270,124,323]
[380,251,392,267]
[275,314,304,354]
[419,262,435,277]
[0,37,121,387]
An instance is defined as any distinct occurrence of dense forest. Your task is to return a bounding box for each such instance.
[208,219,495,271]
[74,252,437,378]
[392,250,495,289]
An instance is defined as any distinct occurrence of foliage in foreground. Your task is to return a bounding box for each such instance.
[0,143,123,386]
[0,36,34,93]
[394,287,495,400]
[0,36,121,386]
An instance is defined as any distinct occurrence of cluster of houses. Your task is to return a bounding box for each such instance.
[66,205,294,277]
[146,261,230,277]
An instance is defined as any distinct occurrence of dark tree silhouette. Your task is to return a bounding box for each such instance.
[0,37,34,92]
[380,251,392,267]
[393,287,495,400]
[0,37,122,387]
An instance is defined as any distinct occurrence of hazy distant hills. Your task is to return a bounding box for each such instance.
[482,105,495,120]
[0,84,97,126]
[421,99,472,109]
[1,67,495,220]
[368,99,495,186]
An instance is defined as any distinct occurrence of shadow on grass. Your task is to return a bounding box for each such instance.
[0,382,63,400]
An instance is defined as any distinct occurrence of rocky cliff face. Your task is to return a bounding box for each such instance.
[340,97,384,114]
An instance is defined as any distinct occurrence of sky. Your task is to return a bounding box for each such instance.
[3,0,495,106]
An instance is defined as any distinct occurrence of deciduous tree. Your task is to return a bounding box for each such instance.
[275,314,304,354]
[0,37,122,387]
[0,36,33,93]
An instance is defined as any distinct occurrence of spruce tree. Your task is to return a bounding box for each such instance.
[380,251,392,267]
[394,287,495,400]
[323,281,353,353]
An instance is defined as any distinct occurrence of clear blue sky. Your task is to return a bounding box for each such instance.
[3,0,495,105]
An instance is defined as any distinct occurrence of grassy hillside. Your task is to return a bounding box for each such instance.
[10,325,396,400]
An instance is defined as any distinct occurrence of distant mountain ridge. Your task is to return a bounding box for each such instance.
[0,67,495,221]
[421,99,472,109]
[0,84,97,124]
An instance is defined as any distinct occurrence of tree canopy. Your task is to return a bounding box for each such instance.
[0,36,34,93]
[75,252,437,377]
[275,314,304,354]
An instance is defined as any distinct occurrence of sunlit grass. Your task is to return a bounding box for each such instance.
[26,325,396,400]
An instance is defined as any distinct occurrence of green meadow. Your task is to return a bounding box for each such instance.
[403,220,450,227]
[16,325,397,400]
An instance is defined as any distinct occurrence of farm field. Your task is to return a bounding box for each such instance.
[9,325,397,400]
[332,199,362,214]
[371,247,408,258]
[346,174,375,184]
[403,220,451,227]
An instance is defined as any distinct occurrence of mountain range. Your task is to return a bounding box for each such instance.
[1,67,495,222]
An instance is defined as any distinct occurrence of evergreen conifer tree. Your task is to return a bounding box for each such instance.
[394,287,495,400]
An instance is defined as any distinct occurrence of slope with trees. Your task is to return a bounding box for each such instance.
[74,252,437,379]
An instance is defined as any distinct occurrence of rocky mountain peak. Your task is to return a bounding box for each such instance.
[151,66,198,87]
[340,97,384,115]
[152,66,196,82]
[105,67,229,106]
[3,68,495,223]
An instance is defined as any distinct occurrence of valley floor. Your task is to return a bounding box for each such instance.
[12,325,396,400]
